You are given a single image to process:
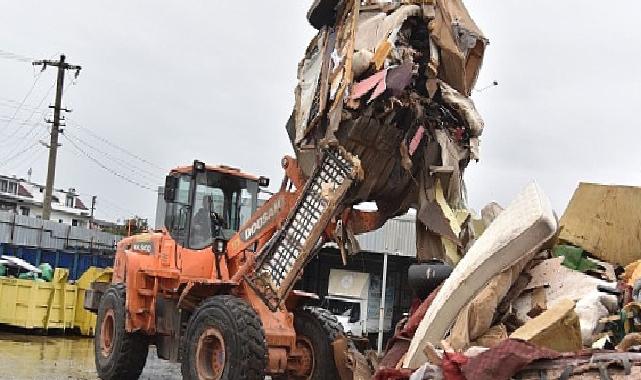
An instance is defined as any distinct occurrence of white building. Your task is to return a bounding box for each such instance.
[0,174,92,227]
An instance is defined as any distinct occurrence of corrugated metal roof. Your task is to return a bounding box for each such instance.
[355,213,416,257]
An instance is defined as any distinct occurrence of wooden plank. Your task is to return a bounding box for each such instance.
[559,182,641,266]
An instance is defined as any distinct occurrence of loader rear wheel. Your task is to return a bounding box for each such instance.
[95,284,149,380]
[291,307,343,380]
[181,295,267,380]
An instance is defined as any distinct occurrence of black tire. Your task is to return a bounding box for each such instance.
[181,295,267,380]
[293,307,344,380]
[94,284,149,380]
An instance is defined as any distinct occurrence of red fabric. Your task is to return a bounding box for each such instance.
[460,339,560,380]
[442,351,468,380]
[403,285,441,337]
[374,287,442,375]
[372,367,414,380]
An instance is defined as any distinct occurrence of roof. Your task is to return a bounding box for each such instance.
[324,213,417,257]
[171,164,259,181]
[355,213,416,257]
[0,175,91,217]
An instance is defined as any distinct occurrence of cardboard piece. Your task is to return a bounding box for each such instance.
[403,183,557,368]
[510,298,582,353]
[447,257,530,351]
[559,182,641,266]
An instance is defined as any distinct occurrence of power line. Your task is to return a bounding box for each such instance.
[0,99,43,113]
[6,142,47,176]
[0,81,54,142]
[64,129,164,182]
[61,133,158,192]
[0,140,41,169]
[0,49,34,63]
[1,70,42,133]
[66,119,167,172]
[0,81,55,158]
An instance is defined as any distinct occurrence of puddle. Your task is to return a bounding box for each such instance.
[0,332,181,380]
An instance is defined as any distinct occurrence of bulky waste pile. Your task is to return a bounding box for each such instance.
[288,1,641,379]
[333,182,641,380]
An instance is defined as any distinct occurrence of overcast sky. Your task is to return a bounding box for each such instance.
[1,1,640,224]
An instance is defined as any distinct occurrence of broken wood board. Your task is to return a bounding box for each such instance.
[559,182,641,266]
[403,182,557,368]
[510,298,582,353]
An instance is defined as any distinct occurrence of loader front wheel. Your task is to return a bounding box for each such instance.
[292,307,343,380]
[181,295,267,380]
[95,284,148,380]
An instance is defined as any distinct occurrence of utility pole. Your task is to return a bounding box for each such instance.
[90,195,97,229]
[33,55,81,220]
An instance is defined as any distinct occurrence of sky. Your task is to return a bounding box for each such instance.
[0,1,640,224]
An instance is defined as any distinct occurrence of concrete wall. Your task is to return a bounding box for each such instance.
[0,211,120,250]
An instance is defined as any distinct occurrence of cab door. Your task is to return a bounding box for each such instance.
[163,173,214,279]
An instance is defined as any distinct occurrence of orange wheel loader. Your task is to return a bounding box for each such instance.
[84,145,378,380]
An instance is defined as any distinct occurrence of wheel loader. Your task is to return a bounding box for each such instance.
[84,145,384,380]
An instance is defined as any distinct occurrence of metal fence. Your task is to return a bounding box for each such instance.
[0,211,122,250]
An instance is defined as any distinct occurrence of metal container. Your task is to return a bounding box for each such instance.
[407,260,453,299]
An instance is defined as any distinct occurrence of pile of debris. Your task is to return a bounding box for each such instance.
[0,255,53,281]
[289,0,487,264]
[289,1,641,378]
[333,182,641,379]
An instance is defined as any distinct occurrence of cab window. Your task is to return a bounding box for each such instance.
[164,175,191,246]
[188,171,258,250]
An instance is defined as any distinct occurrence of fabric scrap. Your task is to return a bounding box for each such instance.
[460,339,560,380]
[441,351,468,380]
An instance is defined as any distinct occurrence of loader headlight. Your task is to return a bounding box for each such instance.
[193,160,206,172]
[213,238,227,254]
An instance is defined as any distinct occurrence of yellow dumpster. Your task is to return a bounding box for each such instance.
[74,267,113,336]
[0,268,77,330]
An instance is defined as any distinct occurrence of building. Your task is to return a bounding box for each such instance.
[297,213,417,346]
[0,174,92,227]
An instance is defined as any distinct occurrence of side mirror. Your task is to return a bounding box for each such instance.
[164,176,178,202]
[258,176,270,188]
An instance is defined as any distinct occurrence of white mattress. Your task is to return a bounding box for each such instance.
[404,182,557,368]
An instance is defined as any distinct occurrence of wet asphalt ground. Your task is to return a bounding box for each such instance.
[0,331,181,380]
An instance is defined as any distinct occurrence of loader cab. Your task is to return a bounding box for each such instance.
[163,161,268,250]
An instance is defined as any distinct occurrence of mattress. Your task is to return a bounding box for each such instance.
[404,182,558,368]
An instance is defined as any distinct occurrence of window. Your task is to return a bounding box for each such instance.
[66,195,74,208]
[72,219,79,226]
[58,219,63,223]
[188,171,258,250]
[7,182,16,194]
[164,175,192,247]
[20,207,29,216]
[0,180,7,193]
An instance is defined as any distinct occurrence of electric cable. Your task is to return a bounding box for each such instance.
[0,49,33,63]
[63,130,164,183]
[61,133,158,192]
[66,118,168,172]
[0,70,42,136]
